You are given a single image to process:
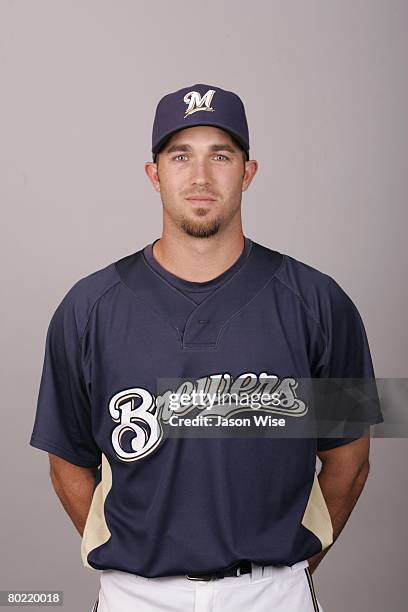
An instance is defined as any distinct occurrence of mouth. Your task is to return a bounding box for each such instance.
[185,196,217,204]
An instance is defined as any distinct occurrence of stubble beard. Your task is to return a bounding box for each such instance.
[180,208,222,238]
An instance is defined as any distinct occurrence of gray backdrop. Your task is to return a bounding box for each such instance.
[1,1,407,610]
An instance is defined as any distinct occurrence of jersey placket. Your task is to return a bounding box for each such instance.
[115,243,283,351]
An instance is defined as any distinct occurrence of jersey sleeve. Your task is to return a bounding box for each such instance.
[313,279,383,452]
[29,287,101,467]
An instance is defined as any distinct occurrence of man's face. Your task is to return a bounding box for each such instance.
[150,126,250,238]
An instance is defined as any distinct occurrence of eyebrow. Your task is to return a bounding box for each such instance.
[165,143,238,155]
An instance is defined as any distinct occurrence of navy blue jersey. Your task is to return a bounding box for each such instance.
[29,238,383,577]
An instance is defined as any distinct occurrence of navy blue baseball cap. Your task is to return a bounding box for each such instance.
[152,83,250,162]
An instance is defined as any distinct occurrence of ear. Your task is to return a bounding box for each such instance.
[145,161,161,192]
[242,160,259,192]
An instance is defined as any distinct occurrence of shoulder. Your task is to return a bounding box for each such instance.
[252,240,349,301]
[243,240,362,323]
[271,249,361,324]
[48,259,123,338]
[276,251,342,294]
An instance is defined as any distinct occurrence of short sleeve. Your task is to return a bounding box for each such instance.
[313,279,384,452]
[29,289,101,467]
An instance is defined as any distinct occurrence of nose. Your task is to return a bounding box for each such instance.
[190,158,212,187]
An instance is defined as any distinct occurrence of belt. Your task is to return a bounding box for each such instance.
[186,560,252,581]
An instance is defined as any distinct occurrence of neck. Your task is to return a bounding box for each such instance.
[152,226,245,283]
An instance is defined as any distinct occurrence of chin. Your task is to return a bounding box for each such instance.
[180,218,222,239]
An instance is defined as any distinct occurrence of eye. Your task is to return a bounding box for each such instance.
[173,154,188,161]
[214,154,228,161]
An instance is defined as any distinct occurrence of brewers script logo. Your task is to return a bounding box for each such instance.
[108,371,308,462]
[184,89,216,117]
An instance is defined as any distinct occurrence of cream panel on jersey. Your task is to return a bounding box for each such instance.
[301,471,333,551]
[81,453,112,569]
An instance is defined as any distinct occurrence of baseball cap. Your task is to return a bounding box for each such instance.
[151,83,250,162]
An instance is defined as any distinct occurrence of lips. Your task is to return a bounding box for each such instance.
[185,196,216,201]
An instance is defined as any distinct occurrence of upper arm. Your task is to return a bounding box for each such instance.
[317,432,371,476]
[48,453,98,493]
[29,289,101,469]
[313,277,383,450]
[48,453,98,475]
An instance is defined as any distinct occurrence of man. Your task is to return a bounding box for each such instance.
[29,83,383,612]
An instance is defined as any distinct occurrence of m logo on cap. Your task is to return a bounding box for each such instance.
[184,89,216,118]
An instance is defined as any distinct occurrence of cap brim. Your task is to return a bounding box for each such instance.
[152,122,249,160]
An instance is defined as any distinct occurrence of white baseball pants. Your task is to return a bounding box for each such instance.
[90,560,325,611]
